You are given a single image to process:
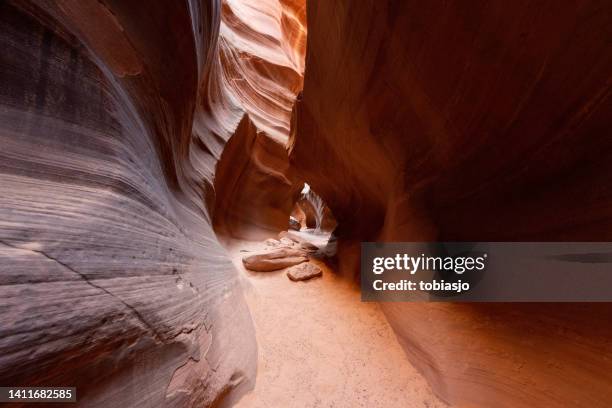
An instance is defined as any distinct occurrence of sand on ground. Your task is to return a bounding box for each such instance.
[228,234,446,408]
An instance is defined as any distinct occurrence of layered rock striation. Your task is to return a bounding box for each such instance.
[3,0,612,407]
[0,0,304,405]
[211,0,306,239]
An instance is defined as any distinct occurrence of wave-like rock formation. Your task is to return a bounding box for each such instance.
[3,0,612,406]
[0,0,304,405]
[292,1,612,407]
[211,0,306,239]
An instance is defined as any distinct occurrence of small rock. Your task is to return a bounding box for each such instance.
[287,263,323,281]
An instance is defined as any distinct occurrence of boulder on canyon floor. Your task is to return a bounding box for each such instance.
[242,248,308,272]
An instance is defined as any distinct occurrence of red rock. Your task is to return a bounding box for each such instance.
[213,116,303,240]
[210,0,306,241]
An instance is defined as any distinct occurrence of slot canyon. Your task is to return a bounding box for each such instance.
[1,0,611,407]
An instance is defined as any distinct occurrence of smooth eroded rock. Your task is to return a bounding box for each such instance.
[242,248,308,271]
[210,0,306,241]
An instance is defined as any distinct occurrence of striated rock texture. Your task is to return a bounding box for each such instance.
[211,0,306,239]
[0,0,306,405]
[293,0,612,407]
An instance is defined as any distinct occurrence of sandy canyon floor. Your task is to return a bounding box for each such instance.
[226,233,446,408]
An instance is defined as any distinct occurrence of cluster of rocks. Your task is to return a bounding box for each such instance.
[241,231,323,281]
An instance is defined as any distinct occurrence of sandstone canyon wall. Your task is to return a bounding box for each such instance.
[213,115,301,239]
[292,0,612,407]
[211,0,306,239]
[0,0,304,405]
[3,0,612,407]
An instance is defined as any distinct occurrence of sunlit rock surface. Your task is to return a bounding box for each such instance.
[292,1,612,407]
[211,0,306,239]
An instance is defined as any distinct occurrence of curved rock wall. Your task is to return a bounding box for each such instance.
[213,115,301,239]
[293,0,612,406]
[4,0,611,406]
[219,0,305,141]
[210,0,306,239]
[0,0,266,405]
